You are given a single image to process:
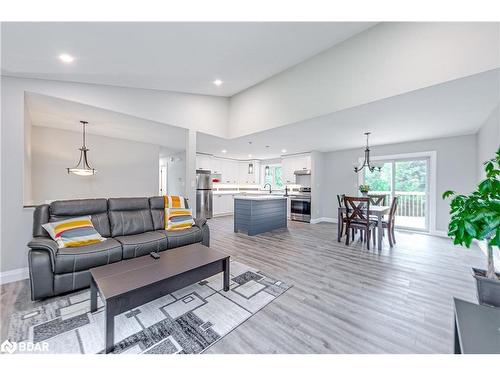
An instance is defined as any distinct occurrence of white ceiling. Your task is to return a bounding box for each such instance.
[197,69,500,159]
[1,22,375,97]
[26,93,187,151]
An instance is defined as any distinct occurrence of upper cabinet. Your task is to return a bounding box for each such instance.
[281,154,311,184]
[223,159,239,184]
[195,154,261,184]
[196,154,212,171]
[238,160,260,184]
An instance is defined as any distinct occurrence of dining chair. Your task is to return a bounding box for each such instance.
[337,194,354,241]
[368,194,387,206]
[382,197,398,247]
[343,196,377,249]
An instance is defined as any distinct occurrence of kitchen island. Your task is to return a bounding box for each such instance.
[234,195,287,236]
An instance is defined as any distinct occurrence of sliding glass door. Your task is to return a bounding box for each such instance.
[363,157,429,231]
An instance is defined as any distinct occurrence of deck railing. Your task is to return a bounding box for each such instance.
[369,191,426,217]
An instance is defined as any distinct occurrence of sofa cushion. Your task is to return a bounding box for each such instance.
[115,231,168,259]
[158,227,203,249]
[54,238,122,274]
[108,197,154,236]
[49,198,111,237]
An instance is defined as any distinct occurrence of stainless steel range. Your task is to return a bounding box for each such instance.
[290,187,311,223]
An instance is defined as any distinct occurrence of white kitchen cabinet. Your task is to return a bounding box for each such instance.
[281,154,311,184]
[211,157,222,174]
[225,160,239,184]
[251,161,260,184]
[196,154,212,171]
[212,194,223,216]
[218,159,232,183]
[198,155,261,184]
[236,160,261,184]
[281,158,296,184]
[238,162,250,183]
[213,194,234,216]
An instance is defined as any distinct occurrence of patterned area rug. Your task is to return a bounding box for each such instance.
[6,261,290,354]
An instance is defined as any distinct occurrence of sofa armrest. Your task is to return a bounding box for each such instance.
[194,219,210,247]
[193,218,207,228]
[27,238,58,270]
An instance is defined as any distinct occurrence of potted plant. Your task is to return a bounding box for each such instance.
[359,184,370,196]
[443,147,500,307]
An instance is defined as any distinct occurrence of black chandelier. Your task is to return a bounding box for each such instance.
[354,132,382,173]
[67,121,97,176]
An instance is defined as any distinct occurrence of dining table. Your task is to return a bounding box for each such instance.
[337,205,391,250]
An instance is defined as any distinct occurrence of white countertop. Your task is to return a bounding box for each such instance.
[234,195,287,200]
[214,190,285,196]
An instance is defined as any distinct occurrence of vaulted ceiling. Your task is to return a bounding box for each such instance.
[2,22,375,96]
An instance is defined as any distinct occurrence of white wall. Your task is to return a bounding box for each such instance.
[229,23,500,138]
[6,76,230,137]
[166,151,187,196]
[310,151,326,222]
[477,104,500,181]
[31,126,160,203]
[318,135,477,232]
[23,94,32,204]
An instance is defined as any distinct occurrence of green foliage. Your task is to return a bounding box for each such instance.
[364,160,427,192]
[364,163,391,191]
[265,165,284,188]
[275,167,283,188]
[395,160,427,192]
[443,147,500,248]
[359,184,370,193]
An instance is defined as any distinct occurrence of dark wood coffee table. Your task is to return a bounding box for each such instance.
[89,243,230,353]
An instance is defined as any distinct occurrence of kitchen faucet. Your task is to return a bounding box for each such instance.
[264,183,272,194]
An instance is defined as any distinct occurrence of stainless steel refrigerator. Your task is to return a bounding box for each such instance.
[196,170,213,219]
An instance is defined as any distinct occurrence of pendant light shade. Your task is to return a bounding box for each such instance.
[67,121,97,176]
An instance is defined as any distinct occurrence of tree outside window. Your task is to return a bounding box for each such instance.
[264,165,284,189]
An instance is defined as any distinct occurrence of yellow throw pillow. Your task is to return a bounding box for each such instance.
[164,195,186,208]
[166,208,195,231]
[42,216,105,248]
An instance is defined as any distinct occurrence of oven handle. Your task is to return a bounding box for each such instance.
[291,198,311,202]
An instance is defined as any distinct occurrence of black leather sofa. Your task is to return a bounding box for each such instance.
[27,196,209,300]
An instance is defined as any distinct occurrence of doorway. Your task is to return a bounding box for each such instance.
[362,157,430,231]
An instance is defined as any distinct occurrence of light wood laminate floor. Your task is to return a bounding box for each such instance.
[1,216,487,353]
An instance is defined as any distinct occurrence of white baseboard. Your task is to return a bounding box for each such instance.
[430,230,448,238]
[211,213,233,218]
[0,267,29,285]
[310,217,337,224]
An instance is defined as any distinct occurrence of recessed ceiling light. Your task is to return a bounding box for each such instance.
[248,154,252,158]
[221,149,227,154]
[59,54,74,63]
[213,79,223,86]
[281,149,287,153]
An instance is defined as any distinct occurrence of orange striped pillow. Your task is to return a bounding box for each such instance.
[164,195,186,208]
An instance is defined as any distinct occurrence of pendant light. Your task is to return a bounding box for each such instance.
[67,121,97,176]
[354,132,381,173]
